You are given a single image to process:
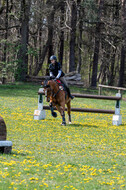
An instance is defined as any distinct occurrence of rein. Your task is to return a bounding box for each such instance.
[52,82,61,98]
[45,81,61,99]
[53,88,61,98]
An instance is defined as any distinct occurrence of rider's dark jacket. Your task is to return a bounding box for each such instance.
[49,62,65,78]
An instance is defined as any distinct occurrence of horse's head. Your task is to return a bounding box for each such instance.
[42,77,59,102]
[42,78,51,102]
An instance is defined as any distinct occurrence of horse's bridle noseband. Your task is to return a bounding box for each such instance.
[44,82,61,99]
[44,86,50,98]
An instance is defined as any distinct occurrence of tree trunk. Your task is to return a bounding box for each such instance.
[69,1,77,72]
[118,0,126,87]
[33,3,55,76]
[58,1,65,65]
[2,0,9,63]
[77,0,83,73]
[91,0,104,87]
[109,0,119,86]
[102,43,111,84]
[1,0,9,84]
[119,46,125,86]
[16,0,31,81]
[46,10,55,75]
[109,48,116,86]
[0,0,5,14]
[38,29,42,64]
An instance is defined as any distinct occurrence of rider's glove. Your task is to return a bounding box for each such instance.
[55,77,59,81]
[50,76,55,80]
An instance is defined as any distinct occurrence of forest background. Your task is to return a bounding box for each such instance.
[0,0,126,87]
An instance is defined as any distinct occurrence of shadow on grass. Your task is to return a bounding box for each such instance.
[69,123,98,128]
[11,151,27,156]
[119,124,126,127]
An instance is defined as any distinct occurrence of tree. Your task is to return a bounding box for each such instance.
[109,0,120,86]
[0,0,125,87]
[33,0,62,76]
[69,0,77,72]
[118,0,126,87]
[58,1,65,65]
[91,0,104,87]
[16,0,31,81]
[76,0,83,73]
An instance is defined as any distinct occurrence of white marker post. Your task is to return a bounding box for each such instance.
[112,93,122,126]
[34,88,46,120]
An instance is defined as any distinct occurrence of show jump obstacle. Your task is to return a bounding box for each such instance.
[0,116,12,154]
[34,88,122,126]
[98,84,126,95]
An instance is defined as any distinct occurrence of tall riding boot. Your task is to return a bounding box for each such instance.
[66,87,74,99]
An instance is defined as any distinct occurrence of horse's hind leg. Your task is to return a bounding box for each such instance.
[61,111,66,126]
[67,101,72,124]
[59,103,66,126]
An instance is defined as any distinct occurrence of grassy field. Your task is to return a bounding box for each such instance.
[0,83,126,190]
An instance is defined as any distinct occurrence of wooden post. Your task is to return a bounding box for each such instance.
[0,116,7,140]
[99,86,102,95]
[0,116,12,154]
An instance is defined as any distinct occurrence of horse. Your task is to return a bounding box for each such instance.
[42,78,72,125]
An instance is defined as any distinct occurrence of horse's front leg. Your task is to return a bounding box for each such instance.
[49,102,57,118]
[56,105,66,126]
[60,104,66,126]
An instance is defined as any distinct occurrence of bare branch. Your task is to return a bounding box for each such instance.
[104,39,116,49]
[65,0,72,30]
[0,25,20,31]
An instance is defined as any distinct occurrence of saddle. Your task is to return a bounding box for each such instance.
[56,79,67,97]
[56,79,65,90]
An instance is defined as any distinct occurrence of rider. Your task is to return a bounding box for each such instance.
[49,55,74,99]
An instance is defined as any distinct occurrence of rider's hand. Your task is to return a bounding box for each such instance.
[50,76,55,80]
[55,77,59,81]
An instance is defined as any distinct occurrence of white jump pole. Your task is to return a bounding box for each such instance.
[112,93,122,126]
[33,88,46,120]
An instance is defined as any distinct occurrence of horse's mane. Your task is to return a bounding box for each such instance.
[43,77,57,88]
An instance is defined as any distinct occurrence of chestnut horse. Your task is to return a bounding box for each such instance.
[43,78,71,125]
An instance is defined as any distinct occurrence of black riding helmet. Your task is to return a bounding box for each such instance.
[50,55,57,61]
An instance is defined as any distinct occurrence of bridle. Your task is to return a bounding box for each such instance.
[44,81,61,99]
[44,87,49,97]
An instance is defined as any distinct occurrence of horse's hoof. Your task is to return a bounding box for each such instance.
[69,122,72,124]
[51,112,57,118]
[61,122,66,126]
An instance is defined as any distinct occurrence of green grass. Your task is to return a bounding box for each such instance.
[0,83,126,190]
